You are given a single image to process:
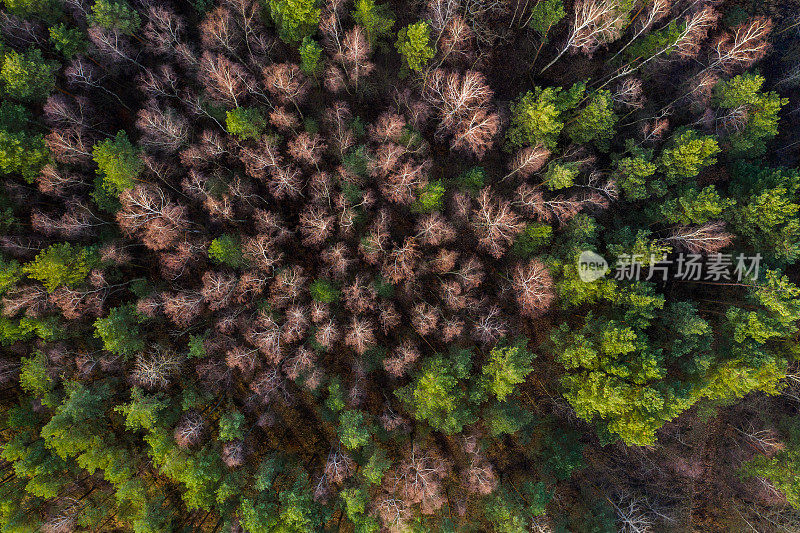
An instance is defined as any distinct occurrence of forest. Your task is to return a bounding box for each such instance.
[1,0,800,530]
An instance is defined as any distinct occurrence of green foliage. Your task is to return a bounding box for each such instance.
[397,346,474,434]
[326,378,346,413]
[299,37,323,75]
[614,143,657,200]
[49,23,88,58]
[566,90,617,149]
[219,409,245,441]
[342,144,369,178]
[728,163,800,264]
[94,304,144,358]
[0,316,63,346]
[19,351,52,397]
[208,234,245,267]
[338,410,371,449]
[92,131,144,196]
[481,338,536,402]
[2,0,62,21]
[395,21,435,72]
[540,426,585,480]
[528,0,565,38]
[456,166,485,194]
[726,270,800,345]
[88,0,141,34]
[506,84,583,150]
[0,257,21,295]
[226,107,266,140]
[411,180,445,212]
[485,483,551,533]
[741,415,800,508]
[658,129,720,182]
[0,102,50,182]
[310,278,340,303]
[607,228,671,266]
[512,223,553,257]
[115,387,168,432]
[361,446,390,484]
[713,73,787,157]
[542,161,578,190]
[23,243,95,292]
[187,333,208,359]
[1,48,57,102]
[267,0,320,43]
[373,276,394,298]
[658,185,735,225]
[484,401,534,437]
[624,19,685,61]
[553,267,799,446]
[353,0,394,45]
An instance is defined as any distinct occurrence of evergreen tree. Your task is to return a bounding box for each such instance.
[395,21,435,72]
[92,131,144,196]
[23,243,96,292]
[1,48,57,102]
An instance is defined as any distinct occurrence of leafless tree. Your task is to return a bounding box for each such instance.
[664,222,734,254]
[472,188,524,258]
[710,17,772,73]
[133,349,183,389]
[174,411,205,448]
[200,6,242,56]
[136,100,190,153]
[511,259,555,317]
[200,51,252,107]
[505,144,551,180]
[324,447,356,485]
[541,0,631,72]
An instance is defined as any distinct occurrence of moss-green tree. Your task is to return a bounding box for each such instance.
[353,0,394,45]
[0,102,50,182]
[219,409,245,441]
[2,0,62,21]
[225,107,266,140]
[267,0,320,43]
[566,90,617,149]
[299,37,323,76]
[88,0,141,34]
[658,129,719,181]
[92,131,144,196]
[528,0,565,39]
[395,21,435,72]
[713,73,786,158]
[94,304,145,358]
[481,338,536,402]
[23,243,95,292]
[506,84,583,150]
[338,410,371,450]
[396,346,474,434]
[727,163,800,264]
[208,234,245,267]
[49,24,88,58]
[1,48,57,102]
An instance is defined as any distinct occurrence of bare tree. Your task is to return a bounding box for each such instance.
[505,144,551,180]
[664,222,734,254]
[511,259,555,317]
[541,0,631,72]
[710,17,772,73]
[136,100,190,153]
[200,51,251,107]
[471,188,524,258]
